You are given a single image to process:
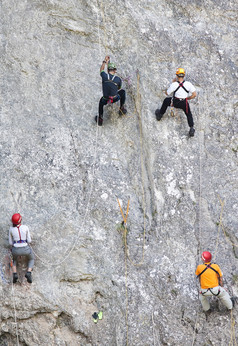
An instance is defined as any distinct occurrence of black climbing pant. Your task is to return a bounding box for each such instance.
[99,89,126,117]
[160,97,194,127]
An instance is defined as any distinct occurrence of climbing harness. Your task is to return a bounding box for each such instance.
[170,98,175,117]
[105,74,117,86]
[117,198,130,346]
[107,96,115,104]
[116,70,147,345]
[201,287,221,297]
[103,94,120,104]
[173,81,189,114]
[103,74,120,103]
[197,263,221,296]
[196,263,221,279]
[173,81,189,95]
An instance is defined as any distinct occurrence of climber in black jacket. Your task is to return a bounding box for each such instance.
[95,56,127,126]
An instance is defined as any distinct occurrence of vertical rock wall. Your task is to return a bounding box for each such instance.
[0,0,237,344]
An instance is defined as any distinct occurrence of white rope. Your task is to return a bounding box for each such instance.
[31,0,104,268]
[152,311,158,346]
[96,0,102,58]
[7,2,103,344]
[192,91,204,346]
[198,91,203,254]
[191,310,199,346]
[11,281,20,345]
[31,117,100,268]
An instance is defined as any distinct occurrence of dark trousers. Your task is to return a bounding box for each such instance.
[160,97,194,127]
[99,89,126,117]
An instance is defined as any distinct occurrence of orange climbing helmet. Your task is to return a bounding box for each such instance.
[202,251,212,262]
[176,68,185,76]
[12,213,22,225]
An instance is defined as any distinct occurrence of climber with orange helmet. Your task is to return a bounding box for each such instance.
[9,213,34,284]
[155,68,197,137]
[95,55,127,126]
[195,251,234,312]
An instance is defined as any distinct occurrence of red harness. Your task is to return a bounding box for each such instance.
[107,96,114,104]
[14,225,27,244]
[17,225,22,241]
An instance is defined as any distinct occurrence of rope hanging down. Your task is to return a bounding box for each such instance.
[117,198,146,267]
[117,198,130,346]
[31,0,106,268]
[117,71,147,267]
[116,70,148,345]
[6,1,105,344]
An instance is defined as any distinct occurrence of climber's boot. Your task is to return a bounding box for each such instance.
[25,271,32,283]
[95,116,103,126]
[13,273,18,284]
[119,105,127,115]
[155,109,163,121]
[189,127,195,137]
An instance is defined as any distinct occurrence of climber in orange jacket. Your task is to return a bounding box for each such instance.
[195,251,234,312]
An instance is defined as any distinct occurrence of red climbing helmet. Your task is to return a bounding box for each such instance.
[202,251,212,262]
[11,213,22,225]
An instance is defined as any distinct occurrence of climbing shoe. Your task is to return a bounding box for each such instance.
[25,271,32,283]
[95,116,103,126]
[155,109,162,121]
[119,106,127,115]
[98,311,103,320]
[92,312,98,323]
[231,297,236,308]
[189,127,195,137]
[13,273,18,284]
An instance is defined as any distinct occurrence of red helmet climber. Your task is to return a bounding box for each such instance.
[9,214,34,284]
[195,251,235,313]
[201,251,212,262]
[11,213,22,225]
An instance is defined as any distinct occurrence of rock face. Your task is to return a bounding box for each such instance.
[0,0,237,345]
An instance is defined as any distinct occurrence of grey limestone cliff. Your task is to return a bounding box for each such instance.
[0,0,237,345]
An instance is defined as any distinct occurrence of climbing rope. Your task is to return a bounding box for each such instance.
[4,2,103,344]
[215,197,237,344]
[96,0,108,55]
[117,197,145,267]
[197,92,203,255]
[116,199,129,345]
[151,311,158,346]
[11,285,19,346]
[29,0,106,269]
[192,92,206,345]
[217,197,238,249]
[213,196,225,262]
[193,92,237,345]
[229,309,237,346]
[115,70,148,345]
[31,116,100,268]
[122,71,147,267]
[10,267,20,346]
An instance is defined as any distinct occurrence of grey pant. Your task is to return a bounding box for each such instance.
[12,245,35,268]
[199,286,232,311]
